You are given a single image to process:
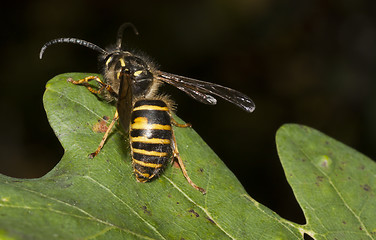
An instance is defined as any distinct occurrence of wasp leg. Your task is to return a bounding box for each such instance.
[68,76,118,158]
[67,76,116,96]
[89,110,119,158]
[171,117,192,128]
[171,131,206,194]
[170,116,191,167]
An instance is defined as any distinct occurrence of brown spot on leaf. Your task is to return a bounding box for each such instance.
[320,159,328,168]
[361,184,371,192]
[172,161,180,168]
[142,206,152,216]
[188,209,199,218]
[92,116,109,133]
[206,217,215,224]
[315,175,324,186]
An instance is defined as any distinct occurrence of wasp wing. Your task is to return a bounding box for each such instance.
[156,71,255,113]
[117,74,133,132]
[156,73,218,105]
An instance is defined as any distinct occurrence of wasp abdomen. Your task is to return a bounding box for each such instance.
[130,99,172,182]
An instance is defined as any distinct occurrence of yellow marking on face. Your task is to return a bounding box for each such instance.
[105,56,113,66]
[119,58,126,67]
[132,136,171,144]
[133,105,169,111]
[116,71,121,80]
[134,70,143,77]
[133,158,165,167]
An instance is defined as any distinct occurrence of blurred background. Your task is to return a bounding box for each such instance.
[1,0,375,224]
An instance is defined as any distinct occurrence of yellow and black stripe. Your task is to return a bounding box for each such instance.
[130,99,172,182]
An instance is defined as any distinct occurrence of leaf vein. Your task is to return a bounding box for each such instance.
[242,194,303,239]
[4,183,156,240]
[83,175,167,240]
[48,87,103,119]
[162,175,236,240]
[82,226,116,240]
[299,148,374,240]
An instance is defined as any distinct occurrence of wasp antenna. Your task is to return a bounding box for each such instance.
[116,22,139,50]
[39,38,107,59]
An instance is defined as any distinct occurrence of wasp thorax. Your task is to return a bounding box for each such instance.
[126,57,154,97]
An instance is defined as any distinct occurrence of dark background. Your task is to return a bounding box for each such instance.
[1,0,376,225]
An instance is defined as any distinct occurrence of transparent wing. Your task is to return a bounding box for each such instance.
[156,71,255,113]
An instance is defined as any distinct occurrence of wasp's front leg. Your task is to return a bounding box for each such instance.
[67,76,116,96]
[68,76,118,158]
[88,110,119,158]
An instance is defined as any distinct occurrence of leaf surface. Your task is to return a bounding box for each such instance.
[0,73,299,239]
[276,124,376,240]
[0,73,374,240]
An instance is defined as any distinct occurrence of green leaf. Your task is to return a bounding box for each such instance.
[0,73,300,239]
[276,124,376,240]
[0,73,374,239]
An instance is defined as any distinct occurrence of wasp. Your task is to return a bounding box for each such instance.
[40,23,255,194]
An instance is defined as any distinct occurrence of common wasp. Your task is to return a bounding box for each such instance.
[40,23,255,194]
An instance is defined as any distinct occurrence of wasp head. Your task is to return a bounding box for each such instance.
[103,52,155,97]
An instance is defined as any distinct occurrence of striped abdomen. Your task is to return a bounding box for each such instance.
[130,99,172,182]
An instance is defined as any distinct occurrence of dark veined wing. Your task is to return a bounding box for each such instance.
[156,71,255,113]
